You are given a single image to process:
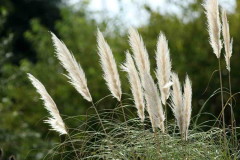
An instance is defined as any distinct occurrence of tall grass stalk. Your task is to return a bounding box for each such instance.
[66,134,81,160]
[218,58,226,138]
[91,101,107,135]
[222,8,236,147]
[228,72,237,148]
[203,0,226,144]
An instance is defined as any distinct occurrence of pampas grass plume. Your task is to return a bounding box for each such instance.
[171,73,184,134]
[183,75,192,140]
[171,73,192,140]
[28,73,67,135]
[51,32,92,102]
[221,9,233,71]
[143,73,165,132]
[97,29,122,101]
[204,0,222,58]
[155,32,172,105]
[121,51,145,122]
[129,28,150,80]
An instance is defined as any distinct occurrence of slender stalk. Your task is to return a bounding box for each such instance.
[164,104,168,133]
[228,72,237,148]
[91,101,107,135]
[67,134,81,160]
[120,99,127,123]
[218,59,227,146]
[60,135,66,160]
[228,72,233,127]
[90,101,116,154]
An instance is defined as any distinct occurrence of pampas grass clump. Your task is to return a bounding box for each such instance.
[27,0,240,159]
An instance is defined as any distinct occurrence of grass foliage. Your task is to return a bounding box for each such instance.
[43,104,239,160]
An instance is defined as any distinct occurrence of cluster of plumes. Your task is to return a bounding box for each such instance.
[28,28,192,140]
[128,29,192,137]
[171,73,192,140]
[204,0,233,70]
[128,28,165,132]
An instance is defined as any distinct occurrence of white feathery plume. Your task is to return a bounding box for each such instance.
[171,73,184,134]
[28,73,67,135]
[121,51,145,122]
[183,75,192,140]
[97,30,122,101]
[128,28,150,80]
[203,0,222,58]
[171,73,192,140]
[51,32,92,102]
[221,9,233,71]
[155,33,172,105]
[143,73,165,132]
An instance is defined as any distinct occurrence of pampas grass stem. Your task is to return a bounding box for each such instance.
[218,58,226,140]
[222,8,236,146]
[204,0,226,143]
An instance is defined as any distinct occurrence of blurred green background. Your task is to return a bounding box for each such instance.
[0,0,240,159]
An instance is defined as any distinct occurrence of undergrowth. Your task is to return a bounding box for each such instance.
[44,104,240,160]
